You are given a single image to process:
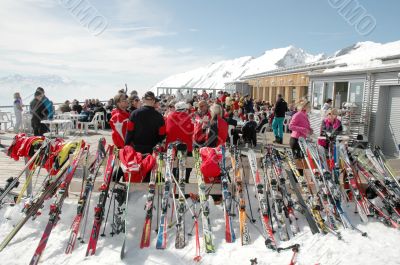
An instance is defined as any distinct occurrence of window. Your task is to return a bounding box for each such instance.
[312,82,324,109]
[348,82,364,106]
[323,82,334,102]
[290,87,296,103]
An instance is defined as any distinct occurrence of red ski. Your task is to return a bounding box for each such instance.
[65,139,107,254]
[86,145,116,256]
[29,141,86,265]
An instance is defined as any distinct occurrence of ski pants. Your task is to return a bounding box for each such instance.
[272,117,285,139]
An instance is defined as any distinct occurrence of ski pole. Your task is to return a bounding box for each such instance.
[101,181,117,237]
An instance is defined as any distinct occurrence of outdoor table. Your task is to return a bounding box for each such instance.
[41,119,72,138]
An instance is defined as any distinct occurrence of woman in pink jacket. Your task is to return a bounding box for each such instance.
[289,101,313,159]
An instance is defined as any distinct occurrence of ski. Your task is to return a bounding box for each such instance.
[0,158,72,252]
[86,145,117,256]
[231,146,251,245]
[281,148,320,234]
[194,148,215,253]
[65,138,107,254]
[263,150,289,241]
[156,143,175,249]
[120,153,140,260]
[175,142,187,249]
[247,150,277,249]
[0,139,49,205]
[220,145,236,243]
[140,147,163,248]
[338,144,370,223]
[30,141,85,265]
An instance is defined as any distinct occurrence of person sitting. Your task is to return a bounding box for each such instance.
[318,108,343,148]
[256,112,269,132]
[227,112,240,145]
[72,99,83,114]
[242,113,258,147]
[59,100,72,113]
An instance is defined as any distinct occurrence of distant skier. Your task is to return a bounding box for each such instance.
[13,92,23,133]
[272,94,288,144]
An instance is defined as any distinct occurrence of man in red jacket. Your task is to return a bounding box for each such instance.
[166,101,194,182]
[110,93,131,148]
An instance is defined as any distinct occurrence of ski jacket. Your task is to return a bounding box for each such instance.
[119,145,156,182]
[200,146,222,183]
[274,98,288,118]
[318,117,343,147]
[125,106,166,154]
[165,111,194,152]
[289,110,311,139]
[110,108,131,149]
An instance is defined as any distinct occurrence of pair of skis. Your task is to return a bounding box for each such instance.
[230,146,251,245]
[65,138,107,254]
[30,140,86,265]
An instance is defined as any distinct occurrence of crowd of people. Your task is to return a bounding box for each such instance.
[13,87,343,178]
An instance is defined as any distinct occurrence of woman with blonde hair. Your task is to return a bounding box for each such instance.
[318,108,343,148]
[289,100,313,159]
[206,103,228,147]
[13,92,23,133]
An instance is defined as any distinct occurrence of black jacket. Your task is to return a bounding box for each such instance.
[30,98,47,128]
[274,99,288,118]
[125,106,166,154]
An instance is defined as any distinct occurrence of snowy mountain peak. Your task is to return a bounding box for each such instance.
[153,46,324,90]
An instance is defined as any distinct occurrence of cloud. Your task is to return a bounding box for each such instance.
[0,0,221,95]
[189,28,199,32]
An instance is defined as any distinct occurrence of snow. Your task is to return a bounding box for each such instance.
[1,189,400,265]
[153,46,324,90]
[322,40,400,73]
[153,40,400,91]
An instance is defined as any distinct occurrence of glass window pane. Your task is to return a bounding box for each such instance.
[349,82,364,105]
[313,82,324,109]
[323,82,334,102]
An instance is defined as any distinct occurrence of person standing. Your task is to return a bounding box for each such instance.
[165,101,194,183]
[289,101,312,159]
[36,87,54,120]
[272,94,288,144]
[110,93,130,148]
[13,92,23,133]
[125,91,165,154]
[205,104,228,148]
[193,100,211,147]
[30,91,47,136]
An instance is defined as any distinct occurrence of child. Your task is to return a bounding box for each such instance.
[110,93,131,148]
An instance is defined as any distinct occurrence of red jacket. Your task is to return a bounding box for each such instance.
[193,112,211,145]
[110,108,131,148]
[165,111,194,152]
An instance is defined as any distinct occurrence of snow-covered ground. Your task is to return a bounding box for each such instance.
[1,188,399,265]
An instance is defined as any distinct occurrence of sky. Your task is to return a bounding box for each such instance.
[0,0,399,102]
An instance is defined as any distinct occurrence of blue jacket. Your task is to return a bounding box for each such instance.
[42,96,54,120]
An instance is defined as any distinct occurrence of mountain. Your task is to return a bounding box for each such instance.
[153,40,400,90]
[153,46,325,90]
[0,74,107,107]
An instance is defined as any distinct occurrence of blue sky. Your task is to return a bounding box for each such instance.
[0,0,399,99]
